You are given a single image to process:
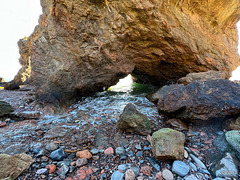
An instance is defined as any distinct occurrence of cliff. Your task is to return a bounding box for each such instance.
[16,0,240,104]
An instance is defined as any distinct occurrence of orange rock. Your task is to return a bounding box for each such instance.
[86,168,93,175]
[104,147,114,155]
[140,166,152,176]
[46,164,56,174]
[72,166,93,180]
[76,150,92,159]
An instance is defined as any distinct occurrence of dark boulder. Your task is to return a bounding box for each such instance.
[0,101,14,117]
[157,79,240,123]
[117,103,153,135]
[3,80,20,90]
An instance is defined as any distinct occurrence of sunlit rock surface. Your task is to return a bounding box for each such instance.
[18,0,240,103]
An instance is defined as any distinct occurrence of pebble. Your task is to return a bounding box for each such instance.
[136,151,143,157]
[92,155,100,161]
[130,167,140,177]
[155,171,162,180]
[118,164,127,172]
[137,176,144,180]
[126,151,134,157]
[0,122,6,127]
[184,174,198,180]
[162,169,174,180]
[41,156,49,162]
[36,168,48,175]
[45,142,58,152]
[189,154,207,169]
[146,157,161,171]
[172,160,190,177]
[135,144,142,150]
[184,150,188,159]
[189,162,197,172]
[50,148,66,161]
[104,147,114,155]
[111,170,124,180]
[76,158,88,167]
[90,148,99,155]
[57,160,72,166]
[76,150,92,159]
[36,149,47,157]
[115,147,125,156]
[125,169,135,180]
[57,164,69,178]
[46,164,56,174]
[140,166,152,176]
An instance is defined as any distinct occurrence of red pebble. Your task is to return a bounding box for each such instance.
[104,147,114,155]
[46,164,56,174]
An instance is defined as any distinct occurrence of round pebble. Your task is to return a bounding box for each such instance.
[136,151,143,157]
[118,164,127,172]
[36,168,48,175]
[111,170,124,180]
[90,148,99,155]
[125,169,135,180]
[162,169,174,180]
[115,147,125,156]
[172,160,190,177]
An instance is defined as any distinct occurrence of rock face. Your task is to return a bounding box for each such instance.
[151,128,185,160]
[157,79,240,123]
[0,153,34,180]
[16,0,240,103]
[177,70,227,85]
[0,101,14,117]
[117,103,153,135]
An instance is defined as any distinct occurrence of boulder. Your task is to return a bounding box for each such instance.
[225,130,240,154]
[0,153,34,180]
[3,80,20,90]
[117,103,153,135]
[177,70,226,85]
[151,128,185,160]
[210,153,239,178]
[0,101,14,117]
[223,117,240,130]
[15,0,240,103]
[157,79,240,123]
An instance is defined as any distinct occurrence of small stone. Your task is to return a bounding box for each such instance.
[135,144,142,150]
[46,164,56,174]
[137,176,144,180]
[45,142,58,152]
[57,164,69,178]
[0,122,6,127]
[76,158,88,167]
[185,174,198,180]
[189,154,207,169]
[155,171,162,180]
[162,169,173,180]
[92,155,100,161]
[90,148,99,155]
[172,160,190,177]
[41,156,49,162]
[184,150,188,159]
[116,147,125,156]
[189,162,197,172]
[136,151,143,157]
[104,147,114,155]
[118,164,127,172]
[130,167,140,177]
[140,166,152,176]
[36,149,47,157]
[36,168,48,175]
[76,150,92,159]
[125,169,135,180]
[146,157,161,171]
[50,148,66,161]
[111,170,124,180]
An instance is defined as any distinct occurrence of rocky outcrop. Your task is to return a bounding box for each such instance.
[18,0,240,103]
[117,103,153,135]
[151,128,185,160]
[157,79,240,123]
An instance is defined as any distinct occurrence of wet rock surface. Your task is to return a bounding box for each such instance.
[157,79,240,123]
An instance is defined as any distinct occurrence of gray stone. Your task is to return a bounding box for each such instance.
[213,133,231,152]
[172,160,190,177]
[225,130,240,153]
[90,148,99,155]
[135,144,142,150]
[50,148,66,161]
[130,167,140,177]
[146,157,161,171]
[162,169,174,180]
[210,153,239,178]
[189,162,197,172]
[111,170,124,180]
[57,164,69,178]
[57,160,72,166]
[76,158,88,167]
[189,154,207,169]
[117,103,153,135]
[36,149,47,157]
[115,147,125,156]
[118,164,127,172]
[0,101,14,117]
[36,168,48,175]
[125,169,135,180]
[136,151,143,157]
[0,153,34,180]
[1,143,29,155]
[184,174,198,180]
[45,142,59,152]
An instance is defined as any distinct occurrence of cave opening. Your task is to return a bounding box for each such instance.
[230,21,240,81]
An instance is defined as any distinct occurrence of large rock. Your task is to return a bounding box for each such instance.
[210,153,239,178]
[225,130,240,154]
[15,0,240,103]
[177,70,227,85]
[151,128,185,160]
[0,153,34,180]
[0,101,14,117]
[157,79,240,123]
[117,103,153,135]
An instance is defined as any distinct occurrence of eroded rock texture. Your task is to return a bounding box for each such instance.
[20,0,240,103]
